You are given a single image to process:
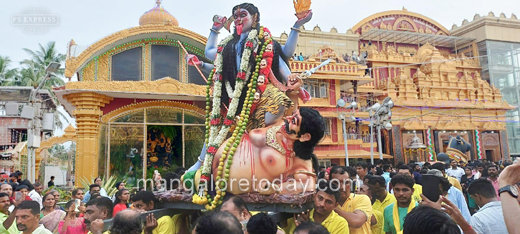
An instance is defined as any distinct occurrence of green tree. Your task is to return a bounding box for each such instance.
[0,56,20,86]
[22,41,66,76]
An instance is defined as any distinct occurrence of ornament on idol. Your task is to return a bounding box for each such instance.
[265,44,273,53]
[254,92,261,103]
[260,59,268,69]
[257,74,266,86]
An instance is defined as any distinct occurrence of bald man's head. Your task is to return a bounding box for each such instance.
[109,210,143,234]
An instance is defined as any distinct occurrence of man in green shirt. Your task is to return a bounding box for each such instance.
[0,192,18,234]
[383,175,417,234]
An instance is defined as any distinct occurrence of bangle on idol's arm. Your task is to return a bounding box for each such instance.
[290,27,301,33]
[210,28,220,34]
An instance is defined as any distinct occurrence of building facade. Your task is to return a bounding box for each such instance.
[451,12,520,157]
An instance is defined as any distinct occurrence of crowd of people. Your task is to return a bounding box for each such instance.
[0,158,518,234]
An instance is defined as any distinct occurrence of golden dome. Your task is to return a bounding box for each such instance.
[139,0,179,27]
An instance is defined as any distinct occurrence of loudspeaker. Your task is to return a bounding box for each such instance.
[42,113,54,132]
[20,106,34,119]
[27,135,41,148]
[5,103,19,116]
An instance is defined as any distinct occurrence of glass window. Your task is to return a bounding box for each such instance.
[152,45,179,80]
[112,47,142,81]
[184,111,205,124]
[304,79,329,98]
[109,124,144,188]
[188,55,210,85]
[112,110,144,123]
[146,108,182,124]
[324,118,331,136]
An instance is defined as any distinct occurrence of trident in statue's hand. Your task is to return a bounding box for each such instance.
[299,59,331,79]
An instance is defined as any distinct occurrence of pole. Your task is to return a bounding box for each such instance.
[370,111,374,165]
[341,117,349,166]
[377,124,383,160]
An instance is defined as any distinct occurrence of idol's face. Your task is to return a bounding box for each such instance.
[233,8,253,35]
[282,110,303,141]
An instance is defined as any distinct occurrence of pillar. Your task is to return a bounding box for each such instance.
[64,92,112,181]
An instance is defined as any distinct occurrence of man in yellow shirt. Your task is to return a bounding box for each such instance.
[131,191,174,234]
[431,163,462,191]
[284,181,349,234]
[394,165,422,203]
[0,193,18,234]
[368,175,396,234]
[356,183,383,234]
[330,166,372,234]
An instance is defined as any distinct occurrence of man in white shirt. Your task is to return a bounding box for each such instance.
[468,179,507,234]
[28,183,43,209]
[446,159,465,182]
[15,201,52,234]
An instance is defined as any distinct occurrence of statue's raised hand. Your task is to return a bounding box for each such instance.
[212,15,227,31]
[294,10,313,28]
[287,73,304,91]
[186,54,203,67]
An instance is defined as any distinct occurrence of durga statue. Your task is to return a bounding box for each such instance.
[182,1,324,210]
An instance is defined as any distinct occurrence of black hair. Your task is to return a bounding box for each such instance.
[114,189,129,207]
[317,181,339,203]
[194,211,243,234]
[0,193,9,199]
[15,185,28,191]
[403,206,461,234]
[89,184,101,192]
[162,172,180,190]
[294,221,330,234]
[90,193,101,201]
[398,165,414,175]
[487,164,499,171]
[50,176,55,180]
[109,210,143,234]
[72,188,83,197]
[246,213,277,234]
[330,166,348,178]
[439,177,452,193]
[94,177,101,183]
[17,201,40,216]
[64,200,75,211]
[318,166,326,171]
[390,174,415,189]
[174,167,186,175]
[367,175,386,187]
[86,197,114,218]
[477,163,485,168]
[431,163,446,172]
[293,107,325,162]
[377,160,384,165]
[383,164,391,172]
[221,195,249,214]
[468,179,497,198]
[130,191,156,208]
[356,162,368,169]
[449,159,456,163]
[345,166,357,178]
[42,193,54,206]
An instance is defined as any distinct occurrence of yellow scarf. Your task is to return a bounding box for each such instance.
[392,201,416,234]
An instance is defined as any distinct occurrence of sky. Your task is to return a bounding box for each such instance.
[1,0,518,134]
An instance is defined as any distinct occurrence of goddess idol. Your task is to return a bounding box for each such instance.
[184,1,321,210]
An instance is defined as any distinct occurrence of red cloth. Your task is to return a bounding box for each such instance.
[24,196,31,201]
[112,203,128,217]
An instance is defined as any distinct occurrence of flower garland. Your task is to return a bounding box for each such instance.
[199,26,275,210]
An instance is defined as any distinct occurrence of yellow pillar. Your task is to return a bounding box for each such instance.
[64,92,112,181]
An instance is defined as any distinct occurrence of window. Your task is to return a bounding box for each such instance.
[304,79,329,98]
[324,118,332,136]
[152,45,179,80]
[0,104,5,116]
[188,55,210,85]
[10,129,27,144]
[318,159,331,168]
[112,47,142,81]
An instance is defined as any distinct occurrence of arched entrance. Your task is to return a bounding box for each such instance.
[100,101,205,188]
[36,125,77,183]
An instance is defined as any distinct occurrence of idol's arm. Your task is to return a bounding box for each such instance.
[278,58,291,83]
[281,11,313,58]
[205,28,220,61]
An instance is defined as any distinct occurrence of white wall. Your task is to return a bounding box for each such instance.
[44,166,67,187]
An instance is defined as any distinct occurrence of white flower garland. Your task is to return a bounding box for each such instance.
[201,29,259,176]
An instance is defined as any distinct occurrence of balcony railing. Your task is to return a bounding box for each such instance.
[343,134,377,143]
[289,61,367,77]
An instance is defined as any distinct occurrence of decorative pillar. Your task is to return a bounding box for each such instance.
[392,125,403,162]
[475,130,483,160]
[64,92,112,181]
[426,128,434,161]
[500,130,510,160]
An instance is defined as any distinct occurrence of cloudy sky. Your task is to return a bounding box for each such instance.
[1,0,518,134]
[1,0,518,67]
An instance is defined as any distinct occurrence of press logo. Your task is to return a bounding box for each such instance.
[11,7,60,34]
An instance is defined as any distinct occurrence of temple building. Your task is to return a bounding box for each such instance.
[276,8,517,164]
[44,3,520,182]
[54,2,209,184]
